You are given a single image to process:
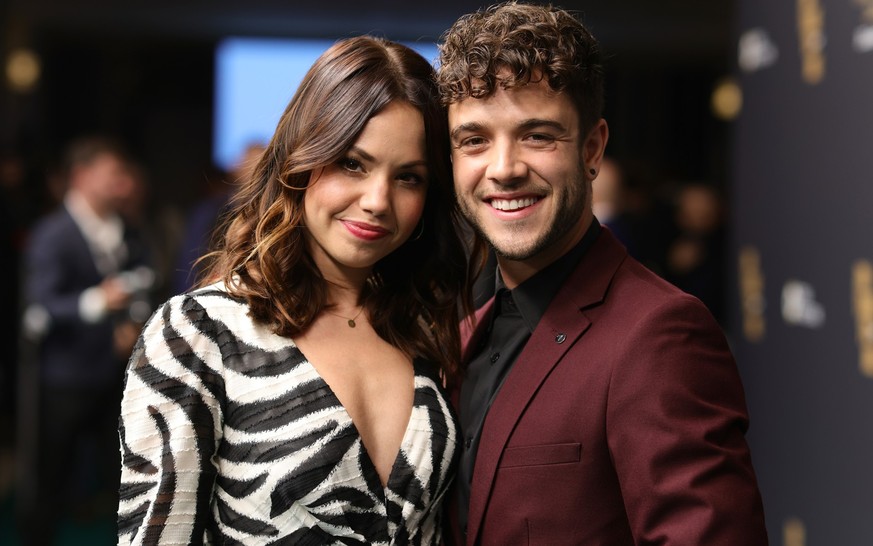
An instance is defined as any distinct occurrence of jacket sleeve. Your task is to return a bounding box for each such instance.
[117,295,224,546]
[606,293,768,545]
[25,219,93,325]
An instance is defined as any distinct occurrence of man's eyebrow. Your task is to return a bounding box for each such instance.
[517,118,568,132]
[450,122,485,141]
[450,119,569,141]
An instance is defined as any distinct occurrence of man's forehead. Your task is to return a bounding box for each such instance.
[448,79,574,118]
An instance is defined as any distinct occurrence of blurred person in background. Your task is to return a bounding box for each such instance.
[171,143,265,295]
[664,182,727,323]
[592,156,638,256]
[18,136,153,545]
[118,161,184,305]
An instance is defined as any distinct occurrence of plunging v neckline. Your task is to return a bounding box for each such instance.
[298,354,417,490]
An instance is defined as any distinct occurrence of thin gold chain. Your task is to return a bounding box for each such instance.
[324,306,365,328]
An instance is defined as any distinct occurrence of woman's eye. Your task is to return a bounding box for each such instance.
[398,173,426,186]
[338,157,364,173]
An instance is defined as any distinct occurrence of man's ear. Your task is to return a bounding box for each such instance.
[582,119,609,178]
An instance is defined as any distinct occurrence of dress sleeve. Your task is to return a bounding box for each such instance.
[606,293,768,545]
[117,295,225,545]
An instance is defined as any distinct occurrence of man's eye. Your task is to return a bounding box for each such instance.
[527,133,555,143]
[458,136,487,148]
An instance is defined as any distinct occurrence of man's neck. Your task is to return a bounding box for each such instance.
[497,214,592,289]
[68,188,110,219]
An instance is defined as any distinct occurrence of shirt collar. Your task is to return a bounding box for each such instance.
[494,219,601,332]
[65,189,125,274]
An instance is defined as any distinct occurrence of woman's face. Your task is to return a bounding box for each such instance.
[304,100,429,281]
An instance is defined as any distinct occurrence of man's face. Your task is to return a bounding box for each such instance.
[448,78,607,282]
[73,152,135,216]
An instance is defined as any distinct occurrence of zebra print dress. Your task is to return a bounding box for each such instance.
[117,285,459,545]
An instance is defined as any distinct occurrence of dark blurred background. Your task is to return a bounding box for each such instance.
[3,0,872,544]
[0,0,738,212]
[1,0,739,340]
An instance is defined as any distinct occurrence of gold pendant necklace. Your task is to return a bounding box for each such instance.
[326,306,365,328]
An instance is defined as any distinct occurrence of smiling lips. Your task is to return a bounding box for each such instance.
[342,220,391,241]
[489,196,541,211]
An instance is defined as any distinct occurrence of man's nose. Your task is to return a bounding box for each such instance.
[485,140,528,184]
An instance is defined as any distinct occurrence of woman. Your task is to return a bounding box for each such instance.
[117,36,471,545]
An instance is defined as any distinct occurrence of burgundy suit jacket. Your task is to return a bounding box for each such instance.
[450,228,767,545]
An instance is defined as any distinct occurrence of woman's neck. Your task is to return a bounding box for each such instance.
[323,277,366,311]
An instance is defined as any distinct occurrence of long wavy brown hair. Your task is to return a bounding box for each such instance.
[201,36,472,382]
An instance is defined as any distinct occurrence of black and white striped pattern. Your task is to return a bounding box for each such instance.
[118,285,459,545]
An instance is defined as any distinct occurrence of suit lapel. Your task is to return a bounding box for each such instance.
[464,228,628,545]
[62,207,104,282]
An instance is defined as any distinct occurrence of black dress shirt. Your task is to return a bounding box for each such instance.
[457,220,602,535]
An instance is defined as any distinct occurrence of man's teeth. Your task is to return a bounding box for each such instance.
[491,197,539,211]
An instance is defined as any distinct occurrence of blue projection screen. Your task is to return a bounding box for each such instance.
[213,37,439,171]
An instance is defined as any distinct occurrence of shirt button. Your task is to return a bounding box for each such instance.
[465,437,473,449]
[490,352,500,364]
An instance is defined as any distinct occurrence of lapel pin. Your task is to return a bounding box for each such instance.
[555,333,566,344]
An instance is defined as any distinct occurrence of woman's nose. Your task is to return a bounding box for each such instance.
[359,175,392,215]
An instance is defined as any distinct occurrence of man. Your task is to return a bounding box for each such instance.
[436,3,768,544]
[172,143,264,294]
[19,136,152,545]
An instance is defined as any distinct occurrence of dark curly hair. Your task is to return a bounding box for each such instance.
[436,1,605,134]
[201,36,473,382]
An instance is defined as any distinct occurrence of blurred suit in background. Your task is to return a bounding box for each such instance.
[18,136,153,545]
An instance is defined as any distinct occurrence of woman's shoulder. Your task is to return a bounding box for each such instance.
[185,280,242,303]
[145,281,245,338]
[160,281,295,352]
[161,280,246,318]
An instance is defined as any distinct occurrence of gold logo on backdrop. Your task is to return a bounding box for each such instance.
[797,0,826,84]
[852,260,873,377]
[853,0,873,52]
[784,517,806,546]
[854,0,873,22]
[739,246,765,342]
